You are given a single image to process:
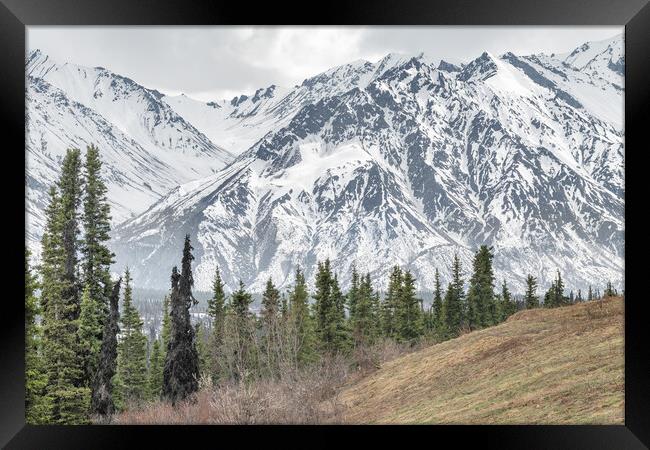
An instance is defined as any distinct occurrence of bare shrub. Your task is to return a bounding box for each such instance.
[112,354,350,424]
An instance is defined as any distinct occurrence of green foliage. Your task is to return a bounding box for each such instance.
[380,266,402,338]
[395,270,424,343]
[466,245,496,330]
[78,285,104,387]
[25,249,50,424]
[115,269,148,409]
[313,260,350,354]
[90,279,121,417]
[442,254,465,338]
[260,278,281,377]
[524,275,539,309]
[497,280,517,322]
[351,272,380,346]
[161,294,171,353]
[431,268,444,337]
[220,280,259,382]
[147,339,164,401]
[162,235,200,403]
[39,150,89,424]
[544,270,567,308]
[80,145,115,386]
[288,267,318,367]
[195,322,210,378]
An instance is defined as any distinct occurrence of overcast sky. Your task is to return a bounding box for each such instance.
[27,26,622,102]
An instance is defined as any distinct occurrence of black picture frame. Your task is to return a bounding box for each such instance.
[1,0,647,447]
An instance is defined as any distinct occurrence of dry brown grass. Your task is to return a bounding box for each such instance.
[113,355,352,424]
[338,297,624,424]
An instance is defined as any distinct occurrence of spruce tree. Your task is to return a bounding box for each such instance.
[260,278,281,377]
[163,235,200,403]
[223,280,258,382]
[161,294,171,354]
[25,249,49,423]
[554,271,565,306]
[288,267,317,367]
[147,338,164,401]
[499,280,516,321]
[115,269,148,408]
[78,285,104,389]
[352,273,378,346]
[524,275,539,309]
[206,267,226,381]
[347,265,361,322]
[90,279,121,417]
[380,266,402,338]
[588,286,593,302]
[58,148,84,323]
[431,268,444,336]
[40,158,89,424]
[195,322,210,378]
[442,254,465,338]
[396,270,424,343]
[207,267,226,329]
[466,246,496,330]
[331,274,351,352]
[80,145,114,386]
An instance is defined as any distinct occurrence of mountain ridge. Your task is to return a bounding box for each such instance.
[26,36,624,293]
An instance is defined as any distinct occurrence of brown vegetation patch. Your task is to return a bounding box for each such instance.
[339,297,624,424]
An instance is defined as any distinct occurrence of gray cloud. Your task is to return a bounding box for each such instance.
[27,26,621,102]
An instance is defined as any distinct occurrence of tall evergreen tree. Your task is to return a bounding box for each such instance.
[223,280,258,382]
[206,267,226,381]
[498,280,516,321]
[288,267,317,367]
[161,294,171,354]
[26,249,49,423]
[78,285,104,388]
[207,267,226,328]
[380,266,402,338]
[588,286,593,302]
[80,145,114,386]
[147,338,164,401]
[58,148,84,322]
[352,273,378,346]
[524,275,539,309]
[466,246,496,329]
[554,271,565,306]
[313,260,350,353]
[40,153,89,424]
[115,269,148,408]
[431,268,444,335]
[194,322,210,378]
[163,235,200,403]
[347,265,361,322]
[442,254,465,338]
[396,271,424,343]
[260,278,281,377]
[90,279,121,417]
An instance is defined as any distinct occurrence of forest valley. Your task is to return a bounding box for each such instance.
[25,146,622,424]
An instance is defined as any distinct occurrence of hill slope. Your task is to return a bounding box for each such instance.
[339,297,624,424]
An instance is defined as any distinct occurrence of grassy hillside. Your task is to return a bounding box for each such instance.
[339,297,624,424]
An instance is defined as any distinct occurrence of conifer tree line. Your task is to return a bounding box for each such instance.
[25,145,623,423]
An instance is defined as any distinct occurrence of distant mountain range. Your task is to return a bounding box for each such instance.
[26,35,624,293]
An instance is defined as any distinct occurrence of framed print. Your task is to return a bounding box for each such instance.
[1,0,648,447]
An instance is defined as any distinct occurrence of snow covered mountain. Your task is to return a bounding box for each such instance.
[26,50,234,246]
[109,35,624,293]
